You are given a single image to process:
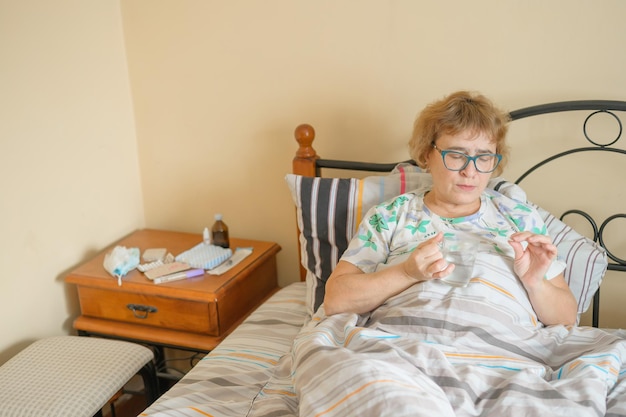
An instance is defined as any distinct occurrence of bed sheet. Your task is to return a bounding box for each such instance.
[140,281,307,417]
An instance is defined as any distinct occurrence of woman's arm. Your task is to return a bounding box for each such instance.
[324,233,452,315]
[509,232,578,326]
[524,274,578,326]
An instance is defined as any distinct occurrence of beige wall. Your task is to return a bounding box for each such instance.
[2,0,626,363]
[0,1,143,363]
[121,1,626,324]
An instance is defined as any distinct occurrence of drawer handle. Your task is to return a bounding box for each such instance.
[127,303,158,319]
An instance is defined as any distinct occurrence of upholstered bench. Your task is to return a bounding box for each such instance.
[0,336,158,417]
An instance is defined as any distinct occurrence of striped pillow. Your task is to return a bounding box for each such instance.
[286,165,607,317]
[285,163,426,315]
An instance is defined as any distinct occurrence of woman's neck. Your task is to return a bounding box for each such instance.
[423,191,481,219]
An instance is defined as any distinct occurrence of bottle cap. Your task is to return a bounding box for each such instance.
[215,213,223,220]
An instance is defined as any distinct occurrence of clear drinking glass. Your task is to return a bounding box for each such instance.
[440,236,478,287]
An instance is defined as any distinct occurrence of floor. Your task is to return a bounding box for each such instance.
[103,348,198,417]
[104,396,146,417]
[103,376,148,417]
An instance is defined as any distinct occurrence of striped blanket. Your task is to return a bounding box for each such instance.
[139,280,626,417]
[291,264,626,417]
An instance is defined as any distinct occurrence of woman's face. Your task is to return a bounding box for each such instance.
[425,130,496,216]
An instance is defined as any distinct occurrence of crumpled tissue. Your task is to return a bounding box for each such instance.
[103,245,140,286]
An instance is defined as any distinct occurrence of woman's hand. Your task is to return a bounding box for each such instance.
[324,232,454,315]
[508,231,556,288]
[403,232,454,282]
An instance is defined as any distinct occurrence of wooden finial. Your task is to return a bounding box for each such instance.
[293,124,319,176]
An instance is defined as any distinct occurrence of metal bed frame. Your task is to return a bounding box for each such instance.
[293,99,626,327]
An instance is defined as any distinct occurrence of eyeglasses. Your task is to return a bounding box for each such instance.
[432,143,502,173]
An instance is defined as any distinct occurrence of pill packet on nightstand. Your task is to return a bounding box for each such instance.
[144,261,192,280]
[138,253,175,272]
[143,248,167,262]
[207,248,253,275]
[176,243,232,270]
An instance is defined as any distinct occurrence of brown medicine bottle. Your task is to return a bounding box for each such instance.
[211,214,230,248]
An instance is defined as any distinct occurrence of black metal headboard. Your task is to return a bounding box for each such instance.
[509,100,626,327]
[305,99,626,327]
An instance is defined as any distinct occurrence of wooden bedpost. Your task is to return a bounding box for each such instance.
[293,124,319,177]
[292,124,319,281]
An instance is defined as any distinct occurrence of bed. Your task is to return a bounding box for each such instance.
[140,99,626,417]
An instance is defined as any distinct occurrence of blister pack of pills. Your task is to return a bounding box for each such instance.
[175,243,232,270]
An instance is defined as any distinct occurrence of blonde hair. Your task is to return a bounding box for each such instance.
[409,91,510,176]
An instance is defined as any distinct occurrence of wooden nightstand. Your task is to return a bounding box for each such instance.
[65,229,280,353]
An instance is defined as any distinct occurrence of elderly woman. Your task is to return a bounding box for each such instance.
[323,91,577,326]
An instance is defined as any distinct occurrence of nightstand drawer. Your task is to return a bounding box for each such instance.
[77,287,218,335]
